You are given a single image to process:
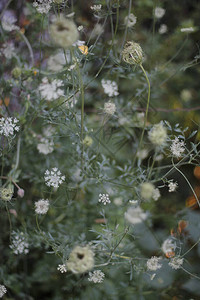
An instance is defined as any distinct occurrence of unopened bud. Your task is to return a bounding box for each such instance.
[17,188,25,198]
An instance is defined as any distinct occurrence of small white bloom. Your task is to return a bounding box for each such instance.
[68,64,76,71]
[159,24,168,34]
[154,7,165,19]
[104,101,116,115]
[113,197,123,206]
[0,43,15,59]
[2,14,19,32]
[91,4,102,11]
[33,0,53,14]
[147,256,162,271]
[125,206,148,224]
[180,27,194,33]
[170,137,185,158]
[57,264,67,273]
[78,25,84,31]
[140,182,155,200]
[148,123,167,146]
[44,167,65,188]
[129,200,138,205]
[37,138,54,155]
[35,199,50,215]
[168,181,178,192]
[101,79,119,97]
[0,285,7,298]
[124,13,137,28]
[47,51,68,72]
[10,232,29,255]
[169,257,183,270]
[99,193,110,205]
[39,77,64,101]
[0,117,20,137]
[162,237,176,255]
[136,149,148,160]
[88,270,105,283]
[152,188,161,201]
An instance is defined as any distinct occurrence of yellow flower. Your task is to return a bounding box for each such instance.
[78,45,88,55]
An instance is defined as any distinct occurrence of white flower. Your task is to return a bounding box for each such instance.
[136,149,148,160]
[140,182,155,200]
[168,257,183,270]
[0,285,7,298]
[0,117,20,137]
[33,0,53,14]
[68,64,76,71]
[125,206,148,224]
[88,270,105,283]
[161,237,176,255]
[44,168,65,188]
[47,51,69,72]
[154,7,165,19]
[73,40,85,47]
[78,25,83,31]
[147,256,162,271]
[148,123,167,146]
[124,13,137,27]
[104,101,116,115]
[168,181,178,192]
[170,137,185,158]
[0,43,15,59]
[180,27,194,33]
[152,188,161,201]
[91,4,102,11]
[113,197,123,206]
[39,77,64,101]
[37,138,54,155]
[57,264,67,273]
[99,193,110,205]
[43,125,56,137]
[10,232,29,255]
[159,24,168,34]
[2,14,19,32]
[35,199,50,214]
[101,79,119,97]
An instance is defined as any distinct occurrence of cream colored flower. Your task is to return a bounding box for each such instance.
[67,245,94,274]
[122,41,143,65]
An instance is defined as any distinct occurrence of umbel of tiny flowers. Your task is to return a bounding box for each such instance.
[124,206,148,224]
[57,264,67,273]
[88,270,105,283]
[0,285,7,298]
[168,180,178,192]
[122,41,144,66]
[0,117,20,137]
[35,199,50,215]
[44,167,65,188]
[104,101,116,115]
[66,245,94,274]
[0,187,13,201]
[99,193,111,205]
[50,15,79,49]
[148,122,168,147]
[39,77,64,101]
[170,137,185,158]
[101,79,119,97]
[168,256,183,270]
[140,182,155,200]
[147,256,162,271]
[10,232,29,255]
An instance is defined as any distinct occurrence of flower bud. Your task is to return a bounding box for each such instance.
[17,188,25,198]
[122,41,144,65]
[12,67,22,79]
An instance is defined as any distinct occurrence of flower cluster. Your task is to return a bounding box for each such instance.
[0,117,20,137]
[147,256,162,271]
[88,270,105,283]
[154,7,165,19]
[44,168,65,188]
[33,0,53,14]
[91,5,102,11]
[67,245,94,274]
[39,77,64,101]
[99,193,111,205]
[101,79,119,97]
[168,257,183,269]
[0,42,15,59]
[124,13,137,27]
[148,123,167,146]
[125,206,148,224]
[0,285,7,298]
[35,199,50,215]
[37,138,54,155]
[168,181,178,192]
[10,232,29,255]
[57,264,67,273]
[104,101,116,115]
[170,137,185,158]
[2,14,19,32]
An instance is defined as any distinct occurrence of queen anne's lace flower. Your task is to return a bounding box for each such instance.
[57,264,67,273]
[37,138,54,155]
[148,123,167,146]
[35,199,50,214]
[10,232,29,255]
[180,27,194,33]
[147,256,162,271]
[33,0,53,14]
[101,79,119,97]
[104,101,116,115]
[0,285,7,298]
[44,168,65,188]
[170,137,185,158]
[99,193,111,205]
[91,5,102,11]
[88,270,105,283]
[0,117,20,137]
[124,13,137,27]
[168,181,178,192]
[2,14,19,31]
[140,182,155,200]
[162,237,176,255]
[159,24,168,34]
[154,7,165,19]
[67,245,94,274]
[168,257,183,270]
[125,206,148,224]
[152,188,161,201]
[39,77,64,101]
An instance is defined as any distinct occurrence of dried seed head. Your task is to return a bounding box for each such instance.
[122,41,144,65]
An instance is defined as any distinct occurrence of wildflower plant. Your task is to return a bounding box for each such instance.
[0,0,200,299]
